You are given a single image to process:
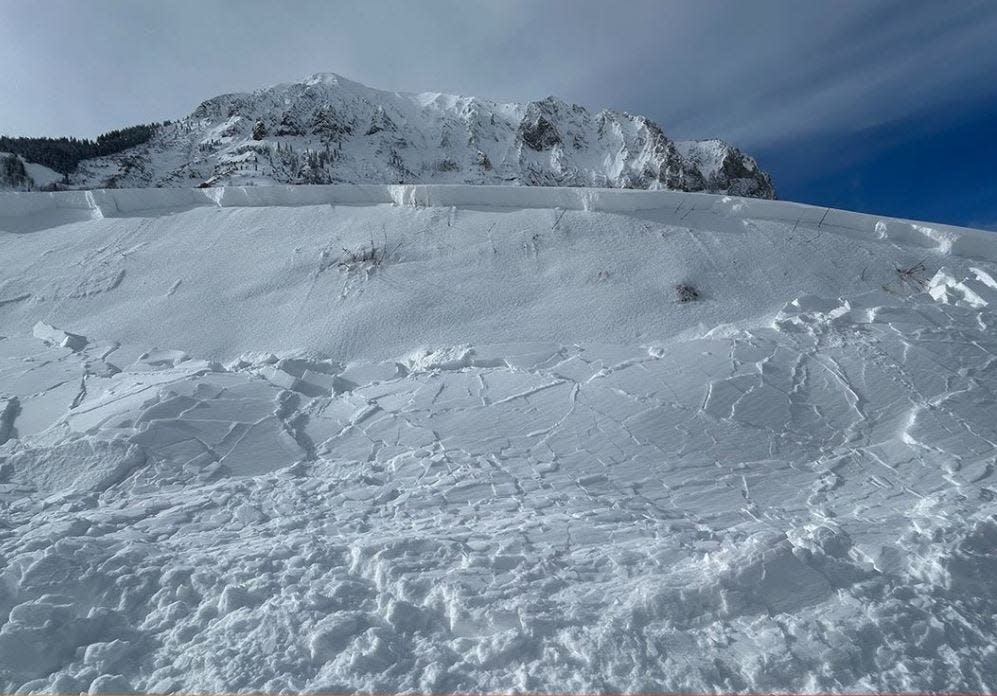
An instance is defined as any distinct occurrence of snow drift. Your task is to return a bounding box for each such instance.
[1,184,996,692]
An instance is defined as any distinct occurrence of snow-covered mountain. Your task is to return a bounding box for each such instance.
[1,184,996,692]
[67,73,774,196]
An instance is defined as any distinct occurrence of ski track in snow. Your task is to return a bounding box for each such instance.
[1,185,997,692]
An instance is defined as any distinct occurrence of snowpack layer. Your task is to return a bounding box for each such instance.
[62,73,774,197]
[1,185,996,692]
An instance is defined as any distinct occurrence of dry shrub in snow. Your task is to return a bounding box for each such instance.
[675,283,701,303]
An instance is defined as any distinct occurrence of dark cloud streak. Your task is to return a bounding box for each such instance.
[0,0,993,225]
[2,0,994,148]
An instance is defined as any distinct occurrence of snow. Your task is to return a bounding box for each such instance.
[1,184,997,691]
[22,161,63,190]
[0,153,62,192]
[60,73,774,198]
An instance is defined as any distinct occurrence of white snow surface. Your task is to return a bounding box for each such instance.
[1,184,997,692]
[22,161,63,190]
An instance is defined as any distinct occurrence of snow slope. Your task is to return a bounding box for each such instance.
[1,185,997,692]
[0,153,61,191]
[66,73,774,198]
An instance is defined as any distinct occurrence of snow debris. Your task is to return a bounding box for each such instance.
[1,185,997,691]
[32,321,88,352]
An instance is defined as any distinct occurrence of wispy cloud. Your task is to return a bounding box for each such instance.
[545,0,997,148]
[1,0,996,153]
[968,220,997,232]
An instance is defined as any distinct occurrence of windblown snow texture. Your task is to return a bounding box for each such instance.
[1,184,996,692]
[58,73,774,197]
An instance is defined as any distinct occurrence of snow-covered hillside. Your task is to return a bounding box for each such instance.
[0,153,61,191]
[66,73,773,197]
[1,185,996,692]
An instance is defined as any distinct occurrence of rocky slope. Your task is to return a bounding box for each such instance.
[66,73,774,196]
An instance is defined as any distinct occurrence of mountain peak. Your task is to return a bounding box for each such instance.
[303,71,351,86]
[299,71,378,94]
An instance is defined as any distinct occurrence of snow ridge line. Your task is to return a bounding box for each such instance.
[0,183,973,226]
[0,183,717,218]
[4,184,995,263]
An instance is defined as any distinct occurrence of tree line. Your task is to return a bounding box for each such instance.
[0,122,168,176]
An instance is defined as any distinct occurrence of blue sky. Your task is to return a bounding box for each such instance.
[1,0,995,228]
[757,92,997,230]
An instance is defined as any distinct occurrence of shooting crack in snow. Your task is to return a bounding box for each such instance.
[1,184,996,692]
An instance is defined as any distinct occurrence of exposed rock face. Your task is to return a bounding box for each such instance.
[518,100,563,152]
[66,73,775,197]
[677,140,776,198]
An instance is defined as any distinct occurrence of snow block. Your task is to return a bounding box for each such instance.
[32,321,88,351]
[929,267,997,308]
[4,438,145,493]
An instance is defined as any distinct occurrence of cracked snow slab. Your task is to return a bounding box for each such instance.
[2,282,997,692]
[5,188,997,690]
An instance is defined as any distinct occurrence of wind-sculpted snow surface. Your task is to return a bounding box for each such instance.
[1,185,997,691]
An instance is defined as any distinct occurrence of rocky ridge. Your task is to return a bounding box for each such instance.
[65,73,774,197]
